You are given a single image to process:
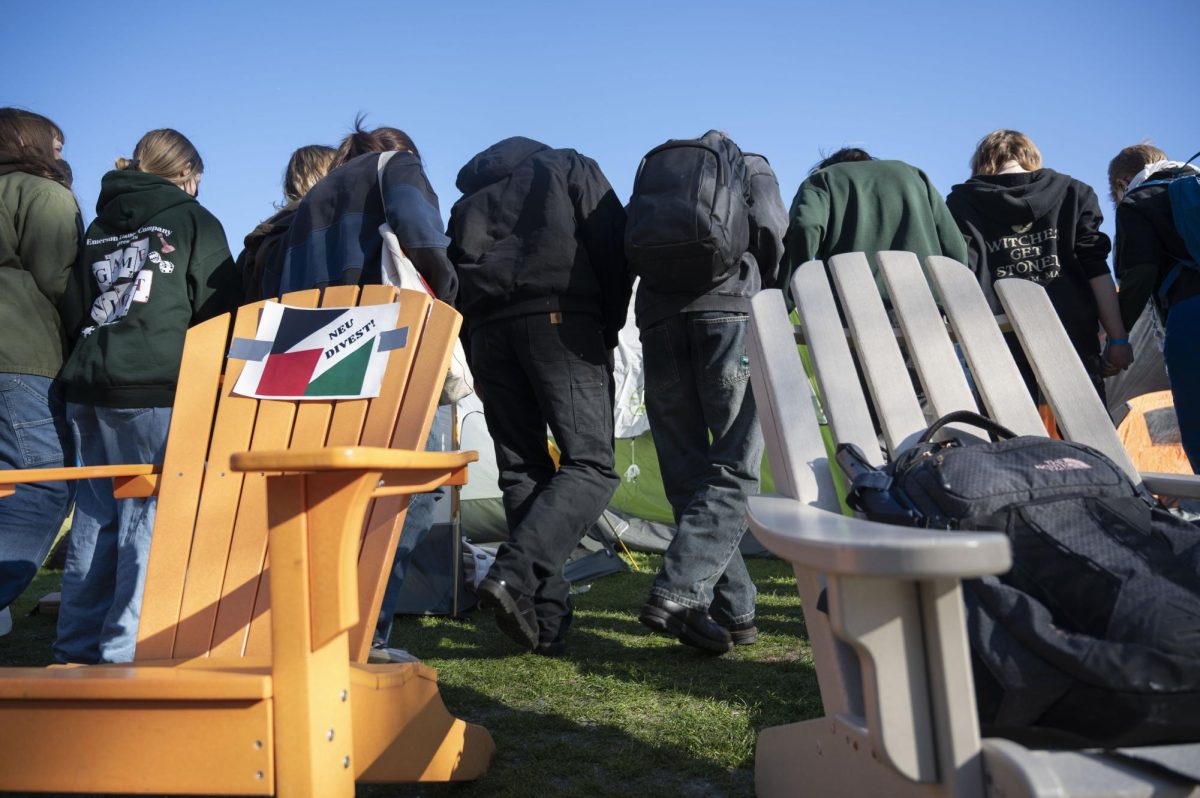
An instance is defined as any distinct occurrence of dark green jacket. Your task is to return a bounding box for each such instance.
[782,159,967,301]
[0,166,81,377]
[59,170,240,407]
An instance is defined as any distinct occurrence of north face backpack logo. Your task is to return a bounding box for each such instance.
[1034,457,1092,472]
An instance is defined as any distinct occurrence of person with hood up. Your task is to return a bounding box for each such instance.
[54,129,239,664]
[448,136,630,656]
[237,144,336,302]
[1108,143,1200,471]
[0,108,80,635]
[946,130,1130,405]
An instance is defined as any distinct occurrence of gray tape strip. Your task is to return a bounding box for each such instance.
[228,338,273,361]
[378,326,409,352]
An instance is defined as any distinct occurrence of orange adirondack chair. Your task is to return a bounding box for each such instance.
[0,285,494,796]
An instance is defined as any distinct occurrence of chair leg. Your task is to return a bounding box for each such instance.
[352,664,495,782]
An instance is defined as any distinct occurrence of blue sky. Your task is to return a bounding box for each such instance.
[4,0,1198,255]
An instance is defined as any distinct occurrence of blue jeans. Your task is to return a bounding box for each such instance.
[0,374,73,610]
[54,404,171,664]
[373,405,450,647]
[641,312,761,625]
[1164,295,1200,473]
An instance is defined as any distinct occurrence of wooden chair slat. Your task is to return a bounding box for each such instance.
[166,301,267,659]
[359,289,431,448]
[209,290,319,658]
[925,257,1045,437]
[828,252,927,457]
[791,260,881,466]
[135,312,231,660]
[287,285,360,450]
[748,290,836,507]
[996,277,1138,478]
[325,285,401,447]
[876,252,981,432]
[350,298,459,661]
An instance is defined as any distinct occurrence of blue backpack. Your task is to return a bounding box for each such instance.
[1138,149,1200,302]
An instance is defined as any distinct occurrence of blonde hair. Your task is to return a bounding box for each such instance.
[970,129,1043,176]
[116,129,204,186]
[283,144,336,203]
[1107,143,1168,205]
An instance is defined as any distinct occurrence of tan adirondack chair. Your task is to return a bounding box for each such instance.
[0,285,494,795]
[747,252,1200,797]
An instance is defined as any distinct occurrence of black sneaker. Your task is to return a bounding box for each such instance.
[639,595,732,654]
[477,578,538,650]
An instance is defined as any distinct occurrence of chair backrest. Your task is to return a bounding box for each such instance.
[135,285,460,663]
[754,252,1135,789]
[792,251,1135,476]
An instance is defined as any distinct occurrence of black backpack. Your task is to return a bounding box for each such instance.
[838,410,1200,747]
[624,135,750,293]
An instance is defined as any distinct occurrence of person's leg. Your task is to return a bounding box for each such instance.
[373,404,453,649]
[0,374,73,611]
[373,488,440,648]
[54,403,117,664]
[1164,296,1200,473]
[637,316,736,651]
[655,312,761,630]
[469,319,558,647]
[498,313,619,646]
[95,406,172,663]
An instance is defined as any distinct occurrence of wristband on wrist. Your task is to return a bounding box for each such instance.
[1107,338,1129,346]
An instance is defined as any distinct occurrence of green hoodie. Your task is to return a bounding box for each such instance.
[59,170,240,407]
[0,166,81,377]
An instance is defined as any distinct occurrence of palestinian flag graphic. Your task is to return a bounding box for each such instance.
[232,302,403,400]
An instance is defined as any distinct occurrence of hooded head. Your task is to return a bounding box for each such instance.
[455,136,550,194]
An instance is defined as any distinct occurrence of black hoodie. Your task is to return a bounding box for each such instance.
[448,137,631,348]
[946,168,1112,359]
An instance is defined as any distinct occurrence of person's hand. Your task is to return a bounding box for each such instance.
[1103,339,1134,375]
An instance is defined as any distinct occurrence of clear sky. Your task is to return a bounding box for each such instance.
[4,0,1198,255]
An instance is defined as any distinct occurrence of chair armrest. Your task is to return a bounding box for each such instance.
[1140,471,1200,499]
[230,447,478,496]
[748,494,1011,578]
[0,464,160,499]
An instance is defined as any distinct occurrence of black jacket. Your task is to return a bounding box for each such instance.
[236,202,295,303]
[447,137,630,347]
[634,133,788,330]
[946,169,1112,359]
[1114,167,1200,330]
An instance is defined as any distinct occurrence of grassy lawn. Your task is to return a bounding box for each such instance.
[0,556,822,797]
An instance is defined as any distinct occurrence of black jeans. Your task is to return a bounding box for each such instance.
[469,313,619,642]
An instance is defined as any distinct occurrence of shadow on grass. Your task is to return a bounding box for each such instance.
[0,561,822,797]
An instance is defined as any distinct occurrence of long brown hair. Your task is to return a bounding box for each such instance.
[334,114,420,166]
[0,107,70,188]
[116,129,204,188]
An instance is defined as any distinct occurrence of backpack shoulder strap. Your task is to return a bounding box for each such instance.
[376,150,396,212]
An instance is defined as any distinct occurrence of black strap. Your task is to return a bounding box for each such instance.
[918,410,1018,444]
[1184,149,1200,167]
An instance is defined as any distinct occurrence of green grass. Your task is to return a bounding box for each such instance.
[0,557,823,797]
